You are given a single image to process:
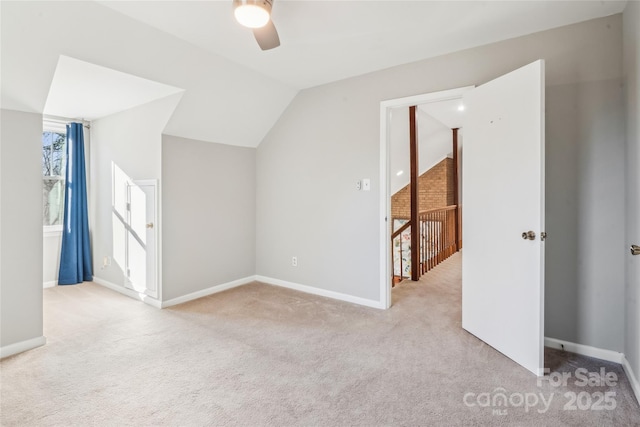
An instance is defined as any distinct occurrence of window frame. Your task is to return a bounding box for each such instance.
[42,121,67,233]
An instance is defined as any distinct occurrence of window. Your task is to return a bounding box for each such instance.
[42,127,66,228]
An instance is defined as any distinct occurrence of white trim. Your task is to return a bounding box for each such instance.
[94,276,255,309]
[544,337,623,363]
[0,336,46,359]
[160,276,255,308]
[43,115,90,130]
[544,336,640,405]
[43,281,57,288]
[42,120,67,134]
[380,88,474,110]
[622,355,640,406]
[256,275,384,309]
[379,86,474,309]
[93,277,162,309]
[43,227,62,237]
[379,104,391,309]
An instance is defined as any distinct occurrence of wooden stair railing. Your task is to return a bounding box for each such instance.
[391,205,459,285]
[418,205,458,275]
[391,221,412,286]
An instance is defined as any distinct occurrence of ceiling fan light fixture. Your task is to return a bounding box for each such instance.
[234,0,272,29]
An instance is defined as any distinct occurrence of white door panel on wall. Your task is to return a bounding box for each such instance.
[125,181,158,299]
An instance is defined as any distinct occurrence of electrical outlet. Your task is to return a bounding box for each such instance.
[292,256,298,267]
[356,180,362,191]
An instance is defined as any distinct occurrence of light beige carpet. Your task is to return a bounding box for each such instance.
[1,253,639,426]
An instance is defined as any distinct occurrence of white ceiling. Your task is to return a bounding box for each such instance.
[44,56,184,121]
[0,1,627,148]
[390,99,467,194]
[98,0,627,89]
[390,105,456,194]
[0,0,297,147]
[419,99,466,130]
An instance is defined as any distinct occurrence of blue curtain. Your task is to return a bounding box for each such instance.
[58,123,92,285]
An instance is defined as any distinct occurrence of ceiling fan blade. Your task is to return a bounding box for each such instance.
[253,20,280,50]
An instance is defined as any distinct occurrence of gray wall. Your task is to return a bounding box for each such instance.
[90,95,181,288]
[545,78,625,352]
[0,109,43,347]
[623,1,640,381]
[256,15,626,351]
[161,135,256,301]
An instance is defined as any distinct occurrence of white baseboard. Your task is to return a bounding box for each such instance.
[622,355,640,407]
[544,337,640,405]
[93,277,162,309]
[255,275,384,309]
[161,276,256,308]
[43,281,57,288]
[97,274,383,310]
[544,337,623,363]
[0,336,46,359]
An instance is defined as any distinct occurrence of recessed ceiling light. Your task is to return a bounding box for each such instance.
[396,170,404,176]
[457,104,465,112]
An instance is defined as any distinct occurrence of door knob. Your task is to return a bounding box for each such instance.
[146,223,154,229]
[632,245,640,256]
[521,231,536,240]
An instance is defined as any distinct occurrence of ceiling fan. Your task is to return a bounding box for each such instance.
[233,0,280,50]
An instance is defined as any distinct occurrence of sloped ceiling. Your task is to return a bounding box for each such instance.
[0,1,297,148]
[0,0,627,147]
[99,0,627,89]
[419,99,466,130]
[390,103,464,195]
[44,56,185,121]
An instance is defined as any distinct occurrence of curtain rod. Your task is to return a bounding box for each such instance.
[43,115,91,129]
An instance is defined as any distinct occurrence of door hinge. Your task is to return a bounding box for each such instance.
[541,232,547,241]
[126,202,131,211]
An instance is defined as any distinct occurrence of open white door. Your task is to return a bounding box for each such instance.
[125,181,158,299]
[462,60,545,376]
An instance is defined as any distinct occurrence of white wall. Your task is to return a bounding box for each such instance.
[90,94,182,289]
[161,136,256,301]
[623,0,640,385]
[0,109,44,348]
[390,107,410,194]
[256,15,626,352]
[43,232,61,287]
[390,107,454,195]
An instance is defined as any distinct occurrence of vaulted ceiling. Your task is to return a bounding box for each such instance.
[0,1,627,147]
[99,0,627,89]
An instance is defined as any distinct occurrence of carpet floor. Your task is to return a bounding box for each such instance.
[1,253,639,426]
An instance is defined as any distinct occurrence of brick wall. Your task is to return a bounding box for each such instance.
[391,157,455,220]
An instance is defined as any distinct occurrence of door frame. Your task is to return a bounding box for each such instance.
[124,179,161,301]
[379,86,474,309]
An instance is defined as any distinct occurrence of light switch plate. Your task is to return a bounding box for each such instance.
[362,178,371,191]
